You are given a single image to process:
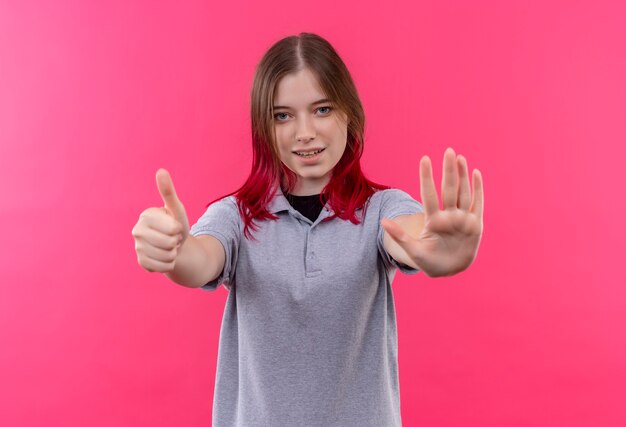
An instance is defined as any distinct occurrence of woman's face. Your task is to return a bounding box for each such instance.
[273,68,348,196]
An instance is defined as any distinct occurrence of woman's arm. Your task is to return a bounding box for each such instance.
[165,235,226,288]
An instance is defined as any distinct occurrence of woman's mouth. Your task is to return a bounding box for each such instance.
[294,148,325,158]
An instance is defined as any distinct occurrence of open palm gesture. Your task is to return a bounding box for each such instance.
[381,147,484,277]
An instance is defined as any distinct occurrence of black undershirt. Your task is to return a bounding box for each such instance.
[285,193,325,222]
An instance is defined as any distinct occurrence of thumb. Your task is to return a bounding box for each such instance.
[381,219,410,244]
[156,168,186,220]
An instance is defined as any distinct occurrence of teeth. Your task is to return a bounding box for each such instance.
[296,149,323,157]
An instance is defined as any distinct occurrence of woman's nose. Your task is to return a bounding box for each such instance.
[295,116,316,142]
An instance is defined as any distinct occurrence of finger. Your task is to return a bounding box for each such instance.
[457,155,471,210]
[140,208,183,236]
[441,147,458,209]
[143,228,182,250]
[141,257,176,273]
[141,243,179,262]
[470,169,484,219]
[420,155,440,217]
[381,219,410,244]
[156,169,186,225]
[156,168,179,209]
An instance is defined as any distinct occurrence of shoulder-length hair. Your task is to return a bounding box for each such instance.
[207,32,389,240]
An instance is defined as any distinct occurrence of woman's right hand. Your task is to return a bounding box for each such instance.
[132,168,191,273]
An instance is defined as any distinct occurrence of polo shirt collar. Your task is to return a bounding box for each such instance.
[267,183,334,215]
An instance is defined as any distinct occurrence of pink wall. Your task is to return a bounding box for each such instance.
[1,0,625,426]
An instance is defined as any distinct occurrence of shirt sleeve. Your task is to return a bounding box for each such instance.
[189,196,241,291]
[377,189,425,275]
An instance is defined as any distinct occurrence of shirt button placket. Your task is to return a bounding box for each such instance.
[305,229,321,277]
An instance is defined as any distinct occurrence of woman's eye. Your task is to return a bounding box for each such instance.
[273,107,332,121]
[317,106,332,115]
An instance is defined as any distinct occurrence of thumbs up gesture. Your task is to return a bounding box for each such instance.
[132,169,191,273]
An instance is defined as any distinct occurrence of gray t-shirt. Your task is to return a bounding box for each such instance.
[189,186,424,427]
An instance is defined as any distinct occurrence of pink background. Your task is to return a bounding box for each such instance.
[1,0,625,426]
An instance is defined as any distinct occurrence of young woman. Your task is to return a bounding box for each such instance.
[132,32,484,427]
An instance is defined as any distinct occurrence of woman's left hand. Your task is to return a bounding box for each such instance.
[381,147,484,277]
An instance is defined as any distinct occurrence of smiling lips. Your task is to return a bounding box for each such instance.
[293,147,325,153]
[294,147,326,158]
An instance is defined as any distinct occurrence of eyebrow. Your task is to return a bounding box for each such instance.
[272,98,332,110]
